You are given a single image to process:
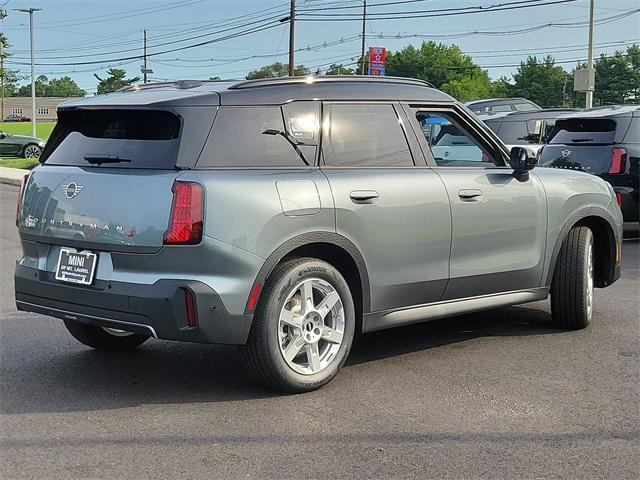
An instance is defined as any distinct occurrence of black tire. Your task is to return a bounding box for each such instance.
[550,226,595,330]
[22,143,42,159]
[63,319,150,352]
[242,257,356,393]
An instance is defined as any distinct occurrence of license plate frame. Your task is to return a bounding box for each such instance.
[55,248,98,286]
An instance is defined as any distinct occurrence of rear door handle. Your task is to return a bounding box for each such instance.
[458,189,483,201]
[350,190,379,203]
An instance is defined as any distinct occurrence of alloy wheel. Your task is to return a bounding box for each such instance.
[278,278,345,375]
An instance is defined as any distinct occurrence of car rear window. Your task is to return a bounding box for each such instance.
[548,118,617,145]
[41,109,182,169]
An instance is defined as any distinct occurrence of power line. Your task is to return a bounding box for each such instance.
[298,0,581,20]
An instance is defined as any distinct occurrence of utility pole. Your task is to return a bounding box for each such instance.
[1,41,4,122]
[143,29,148,84]
[16,7,41,138]
[585,0,595,108]
[288,0,295,76]
[360,0,367,75]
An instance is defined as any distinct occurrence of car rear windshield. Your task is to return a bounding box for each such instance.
[41,109,181,169]
[548,118,617,145]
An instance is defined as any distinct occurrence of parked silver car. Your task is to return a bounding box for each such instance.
[15,77,622,392]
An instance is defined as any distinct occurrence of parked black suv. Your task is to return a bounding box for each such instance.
[538,105,639,222]
[482,108,580,158]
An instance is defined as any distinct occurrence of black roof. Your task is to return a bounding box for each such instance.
[556,105,640,119]
[59,76,454,109]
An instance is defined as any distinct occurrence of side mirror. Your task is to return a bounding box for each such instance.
[0,131,6,139]
[509,147,536,174]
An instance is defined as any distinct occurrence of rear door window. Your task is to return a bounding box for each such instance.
[548,118,617,145]
[322,104,414,168]
[42,109,182,169]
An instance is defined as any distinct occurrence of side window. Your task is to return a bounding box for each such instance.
[491,104,512,113]
[197,106,307,168]
[283,101,320,144]
[323,104,414,167]
[623,118,640,143]
[415,112,497,167]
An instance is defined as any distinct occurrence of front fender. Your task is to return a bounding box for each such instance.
[535,169,623,287]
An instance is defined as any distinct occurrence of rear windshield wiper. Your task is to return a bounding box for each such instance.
[83,154,132,165]
[570,138,595,143]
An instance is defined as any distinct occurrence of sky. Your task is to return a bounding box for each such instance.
[1,0,639,95]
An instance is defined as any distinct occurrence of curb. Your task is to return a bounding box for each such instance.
[0,167,29,187]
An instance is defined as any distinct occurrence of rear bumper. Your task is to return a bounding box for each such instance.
[14,263,253,345]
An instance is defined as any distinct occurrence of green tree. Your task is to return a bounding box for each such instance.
[385,41,494,101]
[510,56,568,107]
[46,76,86,97]
[325,63,355,75]
[593,45,639,105]
[94,68,140,94]
[1,32,23,97]
[245,62,309,79]
[16,75,85,97]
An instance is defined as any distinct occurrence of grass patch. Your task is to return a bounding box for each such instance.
[0,121,56,140]
[0,158,39,169]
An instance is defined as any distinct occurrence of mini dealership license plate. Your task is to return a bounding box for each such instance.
[55,248,97,285]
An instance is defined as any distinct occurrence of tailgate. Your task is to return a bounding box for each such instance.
[539,144,614,174]
[19,165,182,252]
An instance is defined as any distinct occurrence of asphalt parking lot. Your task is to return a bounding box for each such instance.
[0,183,638,479]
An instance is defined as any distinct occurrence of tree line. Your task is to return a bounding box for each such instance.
[1,31,638,106]
[246,41,640,107]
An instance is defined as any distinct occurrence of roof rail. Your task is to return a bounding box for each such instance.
[117,79,241,92]
[229,75,435,90]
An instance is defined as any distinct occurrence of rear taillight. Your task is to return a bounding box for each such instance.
[615,192,623,209]
[164,181,204,245]
[183,288,197,327]
[15,173,30,227]
[609,148,627,174]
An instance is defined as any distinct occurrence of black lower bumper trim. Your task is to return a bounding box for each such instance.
[15,263,253,345]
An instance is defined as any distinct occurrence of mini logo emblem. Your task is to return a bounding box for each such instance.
[561,149,572,158]
[62,182,84,199]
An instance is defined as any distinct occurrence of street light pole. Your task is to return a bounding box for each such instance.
[16,8,41,138]
[585,0,595,108]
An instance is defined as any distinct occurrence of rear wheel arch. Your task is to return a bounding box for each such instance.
[248,233,370,333]
[547,209,619,288]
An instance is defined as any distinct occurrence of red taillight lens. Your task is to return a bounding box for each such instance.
[183,288,197,327]
[164,181,204,245]
[16,173,30,227]
[615,192,623,209]
[609,148,627,174]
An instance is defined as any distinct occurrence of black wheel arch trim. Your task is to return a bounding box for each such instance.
[545,206,621,287]
[246,232,371,315]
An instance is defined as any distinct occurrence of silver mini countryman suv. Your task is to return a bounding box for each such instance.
[14,77,623,392]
